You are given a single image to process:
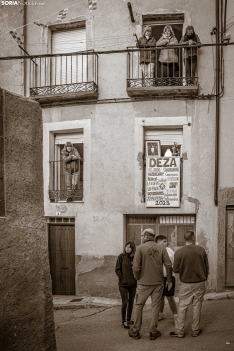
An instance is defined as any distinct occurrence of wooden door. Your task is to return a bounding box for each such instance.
[226,209,234,286]
[49,225,75,295]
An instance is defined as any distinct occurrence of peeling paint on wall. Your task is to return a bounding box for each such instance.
[77,255,105,274]
[76,255,119,297]
[184,195,201,213]
[137,151,144,170]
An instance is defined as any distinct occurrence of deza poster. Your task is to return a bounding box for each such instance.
[146,157,180,207]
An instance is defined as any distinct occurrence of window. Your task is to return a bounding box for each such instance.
[143,13,184,80]
[144,128,183,207]
[51,27,87,85]
[145,129,183,157]
[126,215,195,247]
[49,131,84,202]
[127,12,199,93]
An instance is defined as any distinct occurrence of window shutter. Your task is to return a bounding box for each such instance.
[55,132,84,145]
[52,28,86,53]
[145,129,183,145]
[51,28,87,85]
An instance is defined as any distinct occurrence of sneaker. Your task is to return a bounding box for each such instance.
[170,331,185,338]
[128,329,141,339]
[122,322,130,329]
[150,330,161,340]
[192,329,202,337]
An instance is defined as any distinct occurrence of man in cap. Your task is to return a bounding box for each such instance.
[61,142,81,201]
[128,228,173,340]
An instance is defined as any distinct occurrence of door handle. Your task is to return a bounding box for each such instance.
[61,267,68,269]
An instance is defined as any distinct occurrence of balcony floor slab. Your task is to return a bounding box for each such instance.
[30,90,98,107]
[127,85,198,98]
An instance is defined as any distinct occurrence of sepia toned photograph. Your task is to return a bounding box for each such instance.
[1,1,234,351]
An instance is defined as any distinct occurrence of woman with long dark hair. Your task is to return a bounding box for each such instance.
[115,242,137,329]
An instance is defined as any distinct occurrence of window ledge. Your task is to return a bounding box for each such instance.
[50,200,84,203]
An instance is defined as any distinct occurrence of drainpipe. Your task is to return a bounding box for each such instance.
[214,0,220,206]
[127,2,135,23]
[224,0,227,34]
[23,4,27,96]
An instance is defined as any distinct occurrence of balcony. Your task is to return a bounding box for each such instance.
[127,45,199,98]
[29,51,98,106]
[49,160,83,202]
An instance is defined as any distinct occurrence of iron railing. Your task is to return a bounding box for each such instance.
[29,51,98,96]
[127,46,199,88]
[49,160,83,202]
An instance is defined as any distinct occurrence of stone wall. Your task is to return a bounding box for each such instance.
[0,89,56,351]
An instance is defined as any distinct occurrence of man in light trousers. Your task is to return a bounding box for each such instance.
[170,230,209,338]
[128,228,172,340]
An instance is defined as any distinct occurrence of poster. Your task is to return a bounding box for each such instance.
[146,156,180,207]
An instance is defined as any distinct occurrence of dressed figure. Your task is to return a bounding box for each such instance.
[61,142,81,202]
[179,26,201,84]
[156,25,179,85]
[137,26,156,86]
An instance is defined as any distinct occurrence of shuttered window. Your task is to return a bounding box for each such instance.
[51,28,87,85]
[145,129,183,157]
[54,132,84,145]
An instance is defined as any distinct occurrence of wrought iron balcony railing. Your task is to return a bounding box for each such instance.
[127,45,199,96]
[49,160,83,202]
[29,51,98,100]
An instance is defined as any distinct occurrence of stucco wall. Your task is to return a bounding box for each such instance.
[43,96,218,296]
[0,89,56,351]
[21,0,234,295]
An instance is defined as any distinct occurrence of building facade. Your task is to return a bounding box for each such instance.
[1,0,234,297]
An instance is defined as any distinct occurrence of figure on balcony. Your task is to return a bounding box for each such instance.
[137,26,156,87]
[61,142,81,202]
[156,25,179,85]
[179,26,201,85]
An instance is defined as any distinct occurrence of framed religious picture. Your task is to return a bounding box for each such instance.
[146,141,161,157]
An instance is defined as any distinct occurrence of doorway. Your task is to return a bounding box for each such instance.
[226,208,234,286]
[49,223,75,295]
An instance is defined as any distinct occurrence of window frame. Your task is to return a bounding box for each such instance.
[49,130,84,203]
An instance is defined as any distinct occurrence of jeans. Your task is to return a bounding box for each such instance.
[160,296,177,315]
[65,171,79,200]
[119,285,136,321]
[65,171,79,190]
[175,281,206,336]
[132,284,163,333]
